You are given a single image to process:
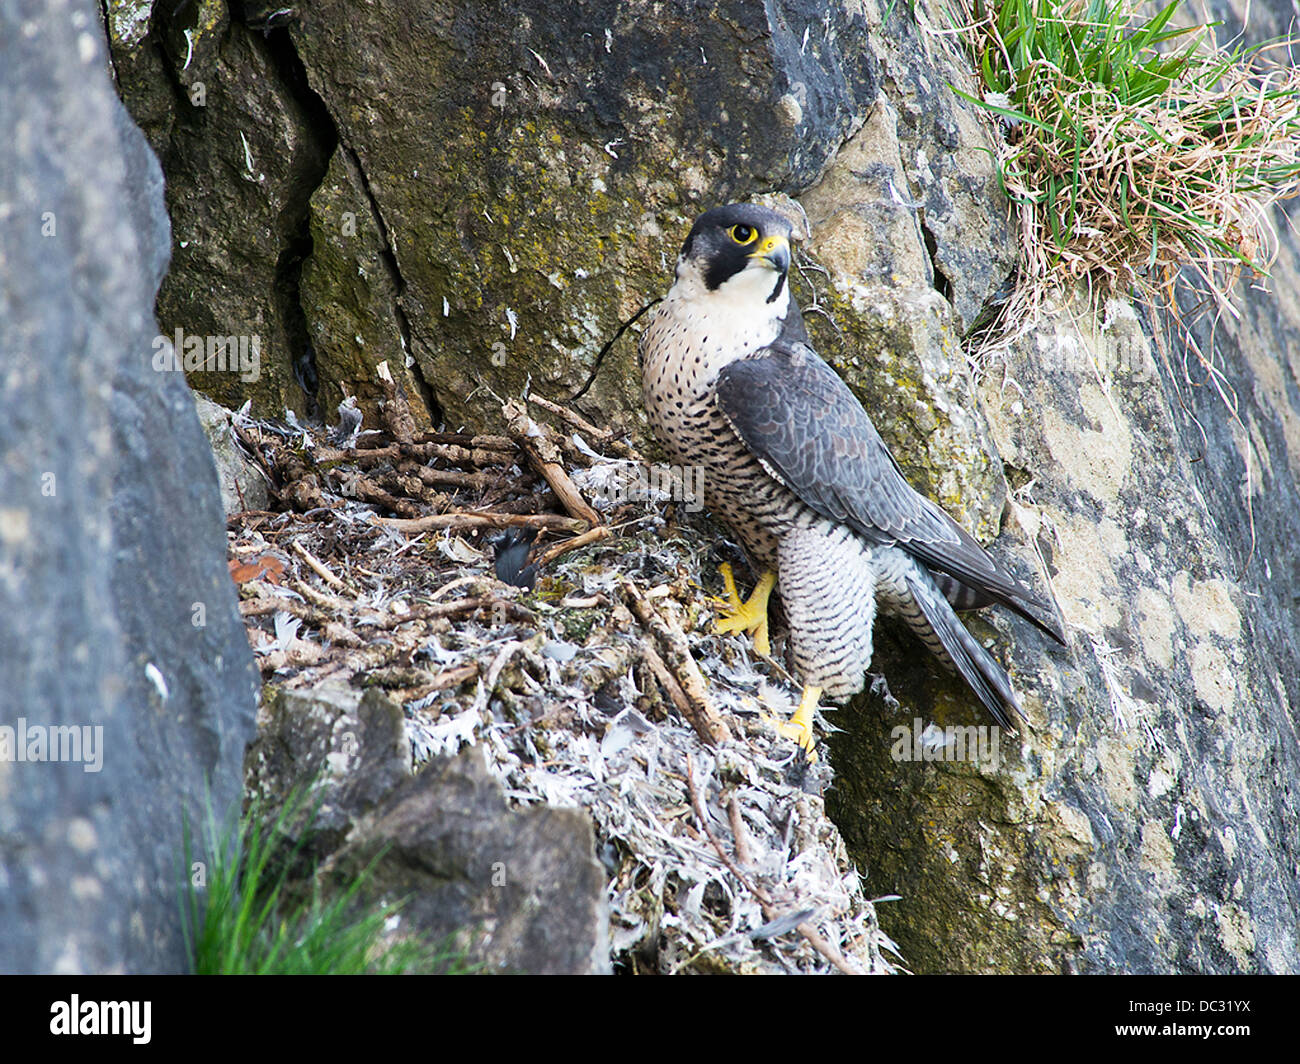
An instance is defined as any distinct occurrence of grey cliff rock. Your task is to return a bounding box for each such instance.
[246,686,611,974]
[0,0,257,974]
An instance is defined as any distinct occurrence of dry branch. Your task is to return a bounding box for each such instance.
[527,394,641,460]
[502,398,603,527]
[372,511,585,534]
[291,539,348,591]
[535,525,612,567]
[621,581,730,745]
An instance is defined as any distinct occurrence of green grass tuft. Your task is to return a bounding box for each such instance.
[944,0,1300,317]
[181,790,477,975]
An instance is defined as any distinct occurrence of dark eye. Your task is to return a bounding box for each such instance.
[728,224,758,245]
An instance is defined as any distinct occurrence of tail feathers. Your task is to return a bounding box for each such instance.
[900,565,1026,732]
[927,568,1065,647]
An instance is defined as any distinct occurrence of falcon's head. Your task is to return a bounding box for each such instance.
[673,204,793,309]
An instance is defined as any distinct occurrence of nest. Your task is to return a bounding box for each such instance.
[220,370,899,974]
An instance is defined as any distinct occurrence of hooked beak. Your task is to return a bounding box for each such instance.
[748,233,790,274]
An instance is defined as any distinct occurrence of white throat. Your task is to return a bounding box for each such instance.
[662,256,790,346]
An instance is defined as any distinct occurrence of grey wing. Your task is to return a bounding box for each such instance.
[714,343,1062,641]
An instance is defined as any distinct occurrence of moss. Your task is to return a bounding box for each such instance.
[826,682,1073,973]
[561,609,600,644]
[300,151,432,427]
[281,0,876,437]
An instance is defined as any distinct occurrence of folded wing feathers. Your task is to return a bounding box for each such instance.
[716,345,1064,645]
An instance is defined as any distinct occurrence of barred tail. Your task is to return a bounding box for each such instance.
[878,550,1026,732]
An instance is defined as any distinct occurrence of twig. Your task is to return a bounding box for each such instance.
[291,539,347,591]
[372,511,586,534]
[534,525,612,567]
[370,467,451,509]
[400,464,499,492]
[363,595,533,630]
[502,398,602,527]
[621,581,730,745]
[238,594,330,627]
[291,578,352,614]
[319,440,517,468]
[527,394,641,460]
[429,574,487,600]
[376,360,418,443]
[417,431,516,451]
[229,418,279,485]
[350,476,423,517]
[727,794,754,867]
[640,642,702,734]
[427,662,480,691]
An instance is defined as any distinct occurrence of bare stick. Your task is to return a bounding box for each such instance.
[640,642,700,734]
[426,663,480,691]
[416,431,515,451]
[373,512,585,534]
[727,794,754,867]
[527,395,641,460]
[503,398,602,527]
[291,539,347,591]
[534,525,612,567]
[320,440,517,468]
[621,581,730,745]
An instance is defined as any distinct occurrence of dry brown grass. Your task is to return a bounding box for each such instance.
[942,0,1300,329]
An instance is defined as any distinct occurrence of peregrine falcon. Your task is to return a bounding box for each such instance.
[639,203,1062,757]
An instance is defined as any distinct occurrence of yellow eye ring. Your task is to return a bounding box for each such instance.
[728,224,758,246]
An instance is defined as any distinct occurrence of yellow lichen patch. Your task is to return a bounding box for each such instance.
[1135,586,1175,672]
[1044,510,1123,632]
[801,107,929,288]
[1139,820,1177,889]
[1239,333,1300,482]
[1048,802,1097,859]
[1189,642,1235,713]
[0,507,32,546]
[1095,735,1139,813]
[1215,902,1257,969]
[1170,572,1242,642]
[1040,391,1132,506]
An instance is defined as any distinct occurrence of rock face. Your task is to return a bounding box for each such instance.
[327,748,611,976]
[111,0,881,431]
[0,0,257,973]
[107,0,343,419]
[193,394,271,513]
[829,289,1300,973]
[106,0,1300,973]
[816,4,1300,976]
[246,687,611,974]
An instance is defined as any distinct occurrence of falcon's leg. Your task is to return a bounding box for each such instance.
[714,562,775,657]
[778,684,823,762]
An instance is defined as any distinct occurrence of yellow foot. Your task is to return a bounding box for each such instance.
[713,562,775,657]
[777,685,822,762]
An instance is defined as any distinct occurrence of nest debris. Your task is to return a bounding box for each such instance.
[221,372,900,975]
